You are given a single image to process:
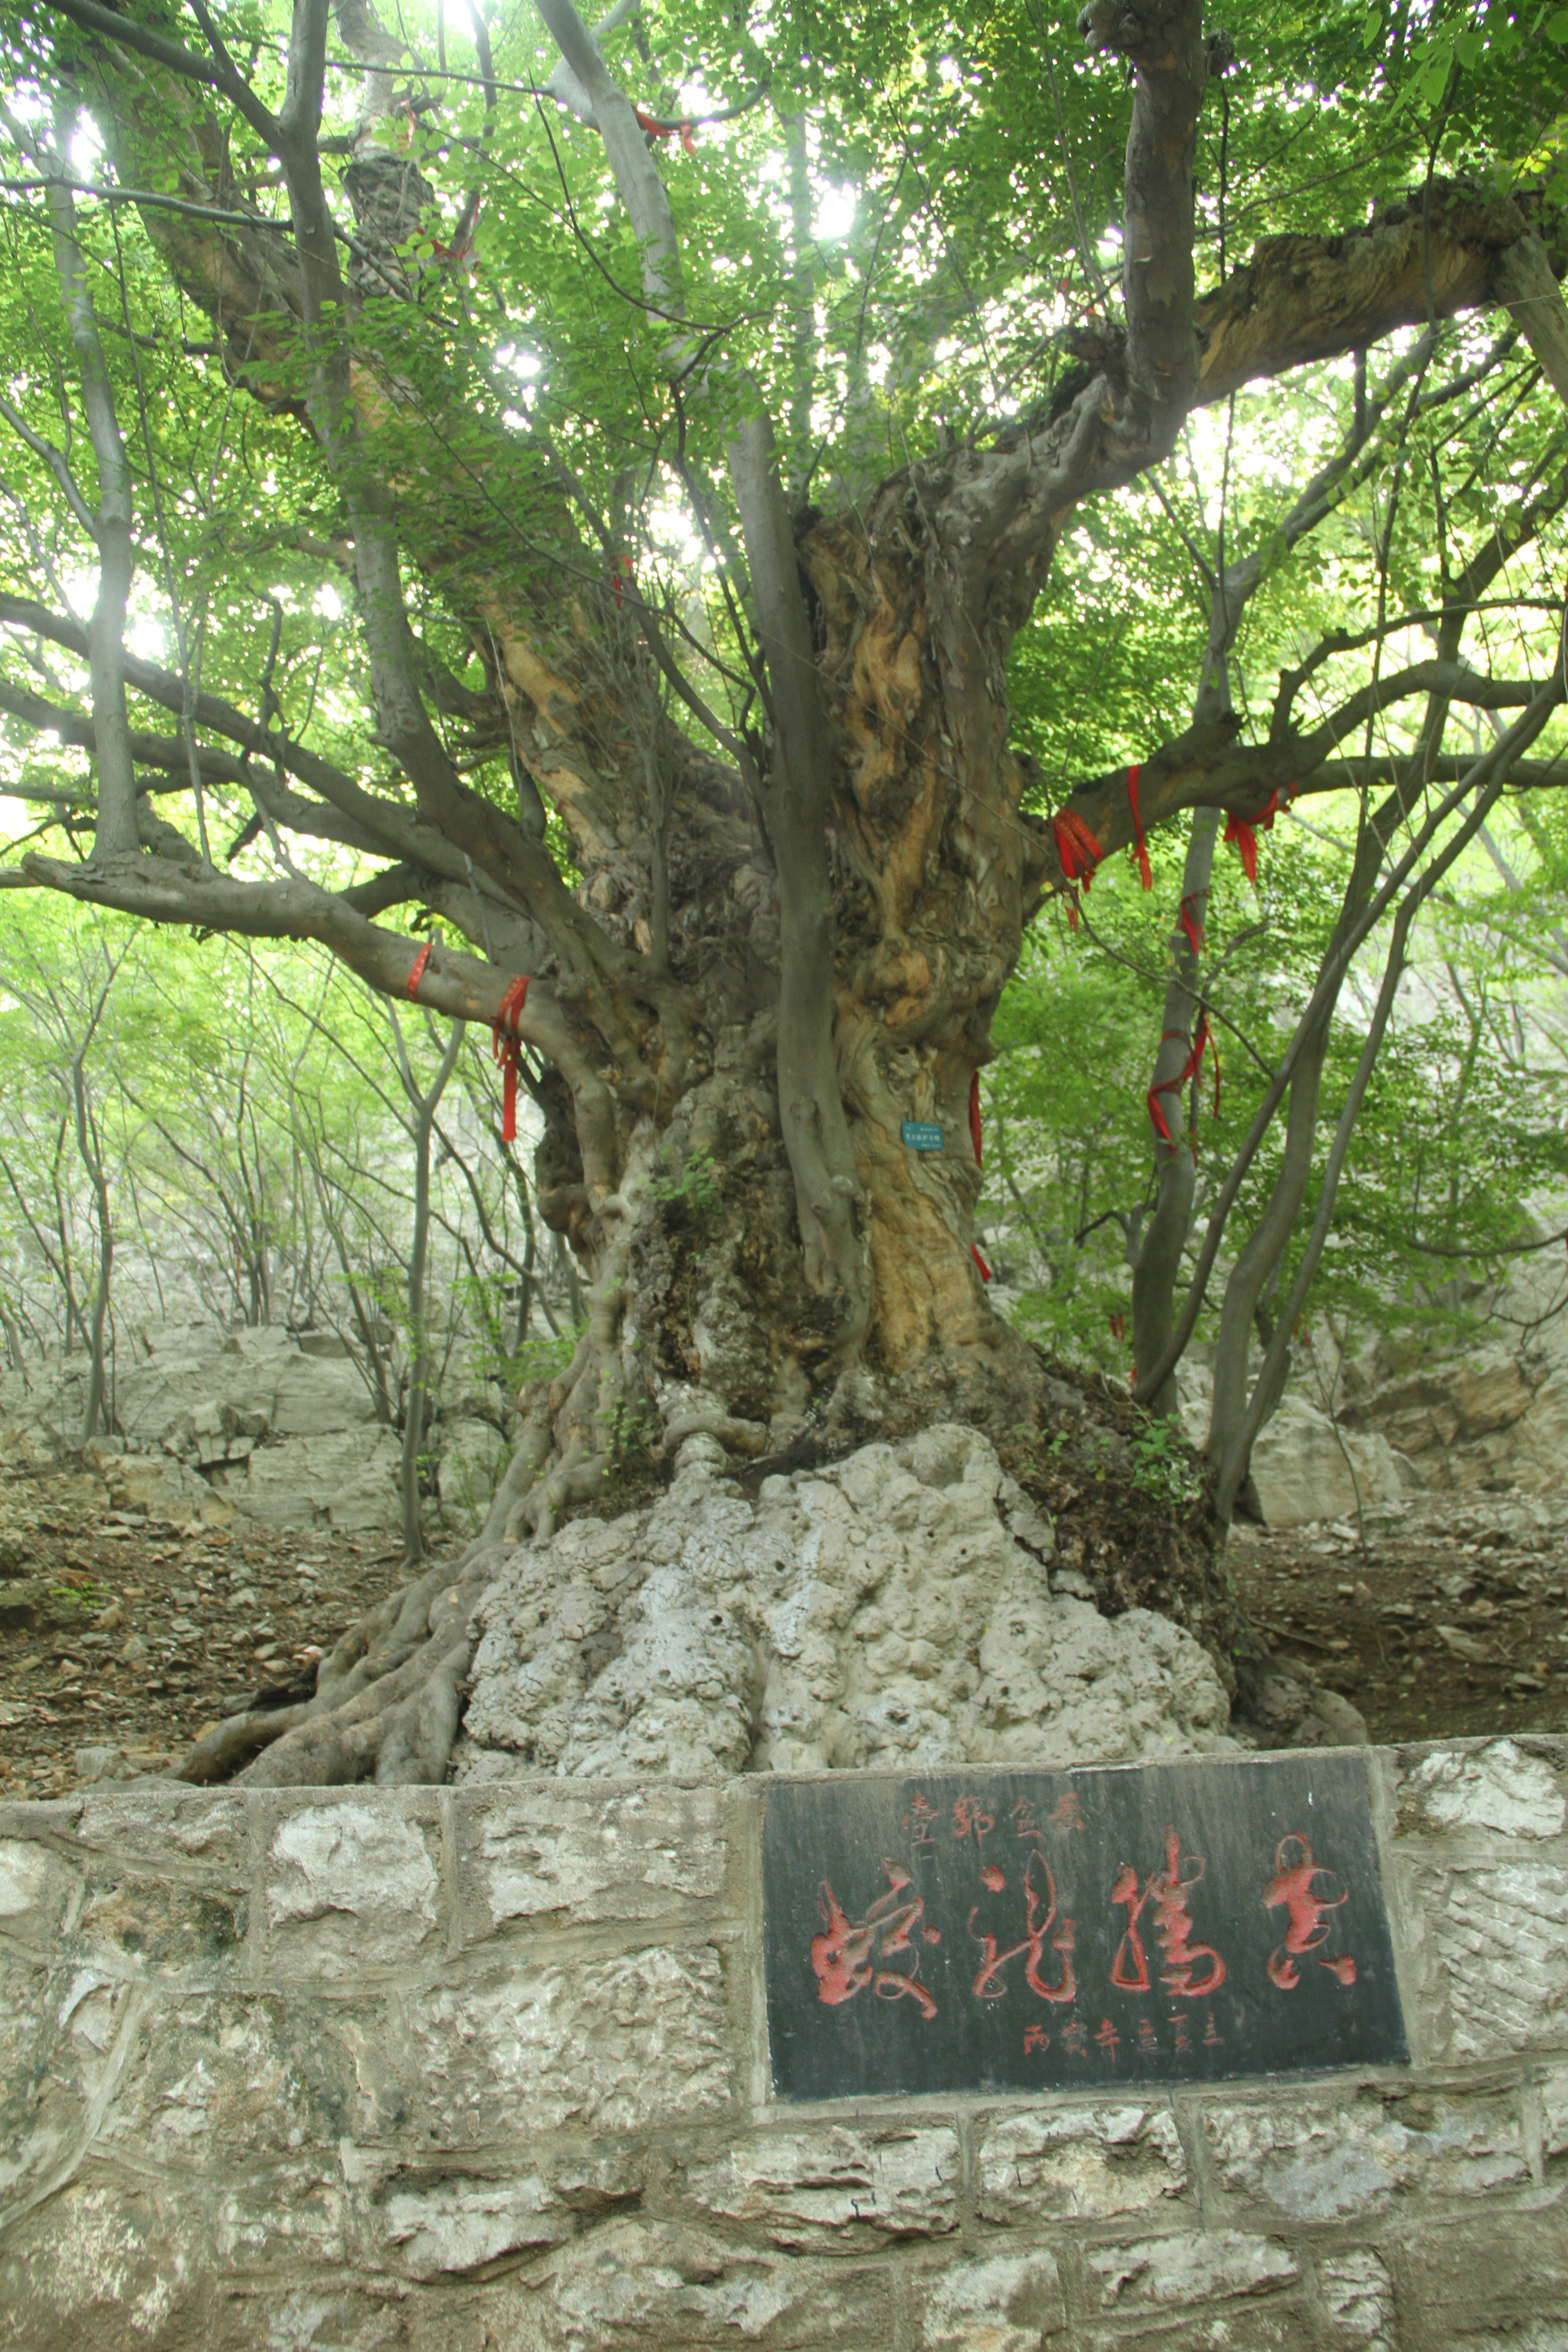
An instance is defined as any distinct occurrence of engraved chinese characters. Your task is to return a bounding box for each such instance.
[810,1862,939,2019]
[763,1755,1407,2101]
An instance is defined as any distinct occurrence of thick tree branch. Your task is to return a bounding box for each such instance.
[44,0,281,143]
[42,150,139,863]
[1193,183,1547,406]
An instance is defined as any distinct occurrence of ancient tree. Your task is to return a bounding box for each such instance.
[3,0,1567,1780]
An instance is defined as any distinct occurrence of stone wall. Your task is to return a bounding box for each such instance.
[3,1737,1568,2350]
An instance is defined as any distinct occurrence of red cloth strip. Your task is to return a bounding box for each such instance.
[1223,813,1259,885]
[405,941,431,999]
[1052,808,1102,886]
[1177,892,1205,959]
[1126,765,1152,891]
[969,1071,983,1169]
[971,1243,992,1282]
[636,108,698,152]
[491,975,530,1144]
[1224,785,1288,887]
[1146,1014,1213,1149]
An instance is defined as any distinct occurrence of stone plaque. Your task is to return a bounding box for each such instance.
[762,1754,1407,2100]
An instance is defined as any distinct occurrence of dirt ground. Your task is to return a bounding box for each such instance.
[0,1453,431,1798]
[1228,1490,1568,1743]
[1,1450,1563,1795]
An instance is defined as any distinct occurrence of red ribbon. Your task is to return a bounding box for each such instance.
[1053,808,1102,932]
[431,199,480,263]
[405,941,431,999]
[968,1077,988,1275]
[1222,813,1259,885]
[1177,892,1205,960]
[636,107,697,152]
[1223,786,1289,887]
[491,976,530,1144]
[1053,807,1102,884]
[1146,1013,1219,1149]
[611,553,633,610]
[1126,765,1152,891]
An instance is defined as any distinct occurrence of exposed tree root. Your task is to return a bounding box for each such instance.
[171,1314,1253,1789]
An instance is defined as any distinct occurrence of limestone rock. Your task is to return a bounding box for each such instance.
[1245,1403,1406,1527]
[115,1337,374,1452]
[460,1426,1234,1781]
[1401,1740,1566,1840]
[103,1450,214,1524]
[224,1427,400,1532]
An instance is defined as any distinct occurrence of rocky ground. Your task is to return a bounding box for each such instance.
[2,1426,1564,1793]
[1230,1489,1568,1742]
[0,1452,426,1798]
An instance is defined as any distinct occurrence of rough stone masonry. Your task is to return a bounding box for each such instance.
[4,1734,1568,2348]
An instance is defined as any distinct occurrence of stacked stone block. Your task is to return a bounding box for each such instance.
[2,1738,1567,2348]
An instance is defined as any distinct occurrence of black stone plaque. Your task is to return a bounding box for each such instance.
[762,1753,1407,2100]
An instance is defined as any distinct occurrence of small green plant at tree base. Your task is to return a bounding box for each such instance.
[649,1144,720,1219]
[1128,1417,1205,1509]
[607,1394,660,1470]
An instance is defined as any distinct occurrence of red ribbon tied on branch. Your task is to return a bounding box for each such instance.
[967,1071,990,1278]
[405,941,431,1000]
[1146,1013,1221,1151]
[967,1072,991,1278]
[1177,892,1205,959]
[1126,765,1152,892]
[491,976,531,1144]
[635,107,698,153]
[1052,808,1102,932]
[1223,784,1294,886]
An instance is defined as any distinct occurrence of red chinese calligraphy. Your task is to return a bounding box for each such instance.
[1136,2016,1159,2053]
[1262,1833,1355,1990]
[1203,2011,1224,2047]
[1012,1797,1043,1842]
[902,1793,939,1847]
[970,1847,1077,2003]
[953,1796,996,1846]
[811,1861,938,2019]
[980,1863,1005,1892]
[1050,1790,1087,1832]
[1109,1826,1226,1999]
[1095,2017,1122,2058]
[1062,2018,1088,2054]
[1024,2024,1049,2053]
[1171,2011,1191,2052]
